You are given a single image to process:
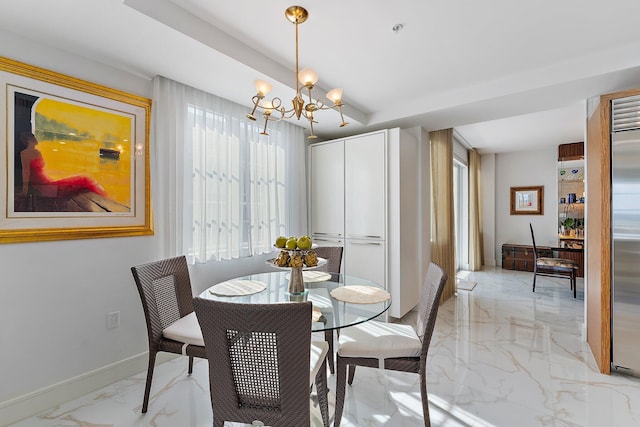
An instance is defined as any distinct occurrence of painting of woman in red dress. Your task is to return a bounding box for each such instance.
[17,132,107,199]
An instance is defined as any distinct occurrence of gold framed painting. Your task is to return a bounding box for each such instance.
[510,185,544,215]
[0,57,153,243]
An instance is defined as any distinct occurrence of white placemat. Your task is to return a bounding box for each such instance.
[285,270,332,283]
[330,285,391,304]
[208,280,267,297]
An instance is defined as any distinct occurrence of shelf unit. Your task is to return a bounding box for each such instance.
[558,143,585,243]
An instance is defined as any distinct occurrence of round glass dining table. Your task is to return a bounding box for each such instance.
[199,270,391,332]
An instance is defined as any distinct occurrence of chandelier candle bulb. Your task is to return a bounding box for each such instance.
[326,88,343,103]
[299,68,318,86]
[254,80,272,96]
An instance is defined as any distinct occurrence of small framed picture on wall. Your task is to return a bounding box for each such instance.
[510,186,544,215]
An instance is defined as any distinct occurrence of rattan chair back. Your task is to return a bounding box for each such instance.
[313,246,343,273]
[131,255,205,413]
[193,298,313,427]
[416,262,448,358]
[132,256,195,344]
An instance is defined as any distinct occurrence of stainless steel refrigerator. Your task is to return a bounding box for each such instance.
[611,95,640,375]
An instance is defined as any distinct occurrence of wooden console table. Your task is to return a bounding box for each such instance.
[502,243,584,277]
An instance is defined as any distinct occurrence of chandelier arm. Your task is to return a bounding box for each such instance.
[260,113,270,136]
[337,104,349,127]
[281,109,297,119]
[305,85,315,107]
[263,108,286,123]
[246,94,265,120]
[308,113,318,139]
[315,100,333,111]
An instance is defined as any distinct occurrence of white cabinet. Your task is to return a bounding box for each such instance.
[386,128,420,318]
[345,132,386,240]
[309,140,344,238]
[309,128,421,319]
[343,239,385,289]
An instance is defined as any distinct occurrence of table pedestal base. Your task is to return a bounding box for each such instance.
[289,266,305,294]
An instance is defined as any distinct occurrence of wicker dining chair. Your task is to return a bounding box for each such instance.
[309,245,343,374]
[313,245,343,274]
[131,255,206,413]
[192,298,330,427]
[333,262,447,427]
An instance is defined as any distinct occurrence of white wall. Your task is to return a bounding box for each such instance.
[0,30,156,403]
[494,148,559,263]
[0,31,272,422]
[481,153,496,265]
[417,127,432,287]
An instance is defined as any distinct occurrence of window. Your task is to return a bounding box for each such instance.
[153,76,306,263]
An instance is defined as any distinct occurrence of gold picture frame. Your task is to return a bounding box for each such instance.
[0,57,153,243]
[510,186,544,215]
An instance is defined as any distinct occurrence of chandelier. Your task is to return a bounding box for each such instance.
[246,5,348,139]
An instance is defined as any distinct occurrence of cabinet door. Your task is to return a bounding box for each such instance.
[345,133,386,239]
[310,141,344,237]
[344,239,386,288]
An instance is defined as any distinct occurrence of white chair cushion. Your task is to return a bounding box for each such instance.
[310,341,329,386]
[337,320,421,360]
[162,312,204,346]
[309,402,324,427]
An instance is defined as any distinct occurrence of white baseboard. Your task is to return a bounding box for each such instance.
[0,352,176,426]
[486,258,496,267]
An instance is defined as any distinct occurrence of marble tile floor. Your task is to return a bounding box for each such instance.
[9,267,640,426]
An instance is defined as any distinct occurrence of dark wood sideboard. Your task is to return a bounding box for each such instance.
[501,243,584,277]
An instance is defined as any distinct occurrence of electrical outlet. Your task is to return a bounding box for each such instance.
[107,311,120,329]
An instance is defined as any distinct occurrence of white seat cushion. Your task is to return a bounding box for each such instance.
[309,402,324,427]
[162,312,204,346]
[337,321,421,360]
[310,341,329,386]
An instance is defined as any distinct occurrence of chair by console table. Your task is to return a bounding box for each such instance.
[551,246,584,278]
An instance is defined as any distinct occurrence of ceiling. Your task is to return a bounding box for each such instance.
[2,0,640,153]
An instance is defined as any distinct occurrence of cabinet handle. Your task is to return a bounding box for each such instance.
[314,238,342,244]
[348,234,382,239]
[313,232,342,237]
[349,241,382,246]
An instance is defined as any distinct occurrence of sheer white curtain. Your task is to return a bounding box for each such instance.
[152,76,307,263]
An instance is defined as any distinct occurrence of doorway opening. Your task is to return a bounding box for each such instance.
[454,159,469,271]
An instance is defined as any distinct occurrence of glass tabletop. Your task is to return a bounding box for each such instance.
[199,271,391,332]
